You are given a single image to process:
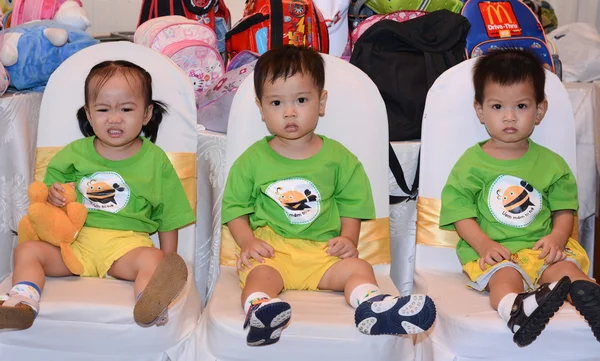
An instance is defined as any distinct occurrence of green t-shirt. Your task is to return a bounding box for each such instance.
[221,135,376,241]
[44,136,196,233]
[440,139,578,264]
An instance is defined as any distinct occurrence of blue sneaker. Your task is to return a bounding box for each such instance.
[355,294,436,335]
[243,300,292,346]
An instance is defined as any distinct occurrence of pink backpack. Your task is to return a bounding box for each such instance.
[196,50,259,133]
[134,15,224,95]
[343,10,427,56]
[11,0,82,25]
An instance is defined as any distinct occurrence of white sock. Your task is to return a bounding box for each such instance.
[497,281,560,325]
[498,293,518,323]
[349,283,382,308]
[243,292,283,314]
[9,282,41,315]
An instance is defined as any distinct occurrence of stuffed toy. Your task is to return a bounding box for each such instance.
[0,20,98,91]
[17,181,86,275]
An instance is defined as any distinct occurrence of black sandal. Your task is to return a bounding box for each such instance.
[509,276,571,347]
[569,280,600,342]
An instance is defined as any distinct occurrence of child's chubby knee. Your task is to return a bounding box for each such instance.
[135,247,165,268]
[337,257,374,274]
[14,240,52,259]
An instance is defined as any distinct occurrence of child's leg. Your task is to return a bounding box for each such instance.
[241,265,291,346]
[489,267,571,347]
[538,260,600,342]
[318,258,436,336]
[107,247,187,326]
[1,241,72,329]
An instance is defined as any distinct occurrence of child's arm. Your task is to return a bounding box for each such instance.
[158,230,178,254]
[327,217,360,259]
[228,215,274,271]
[532,210,573,264]
[455,218,511,271]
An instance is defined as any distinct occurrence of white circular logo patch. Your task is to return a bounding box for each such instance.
[488,175,542,228]
[265,178,320,224]
[78,172,130,213]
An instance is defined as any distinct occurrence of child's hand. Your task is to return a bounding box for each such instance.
[327,236,358,259]
[477,240,511,271]
[237,237,275,271]
[533,234,568,264]
[47,182,76,207]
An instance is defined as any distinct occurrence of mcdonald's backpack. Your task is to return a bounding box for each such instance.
[461,0,555,72]
[226,0,329,59]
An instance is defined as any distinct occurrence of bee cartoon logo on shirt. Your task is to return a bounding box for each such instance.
[488,175,542,228]
[266,178,320,224]
[78,172,130,213]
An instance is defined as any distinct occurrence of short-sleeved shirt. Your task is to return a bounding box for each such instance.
[440,139,578,264]
[44,136,196,233]
[221,135,376,242]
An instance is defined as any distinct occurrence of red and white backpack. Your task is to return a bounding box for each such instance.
[135,15,225,96]
[226,0,329,60]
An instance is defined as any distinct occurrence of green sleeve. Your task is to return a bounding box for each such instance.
[439,164,479,231]
[335,156,375,220]
[152,155,196,232]
[221,155,255,224]
[547,159,578,212]
[43,149,77,187]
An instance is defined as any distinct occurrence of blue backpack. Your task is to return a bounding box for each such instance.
[461,0,555,73]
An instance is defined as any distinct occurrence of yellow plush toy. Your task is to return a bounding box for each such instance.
[17,181,86,275]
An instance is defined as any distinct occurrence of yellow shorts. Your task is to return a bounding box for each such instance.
[71,227,155,278]
[237,226,341,291]
[463,238,590,291]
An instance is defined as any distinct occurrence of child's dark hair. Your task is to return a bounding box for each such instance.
[254,45,325,101]
[76,60,167,143]
[473,49,546,105]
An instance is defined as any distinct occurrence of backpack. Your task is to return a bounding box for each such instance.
[461,0,555,72]
[226,0,329,59]
[134,15,225,96]
[10,0,82,26]
[350,10,427,49]
[138,0,231,53]
[196,50,259,133]
[350,0,462,22]
[350,10,470,203]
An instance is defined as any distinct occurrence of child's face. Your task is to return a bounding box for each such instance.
[474,81,547,145]
[85,73,153,150]
[256,72,327,141]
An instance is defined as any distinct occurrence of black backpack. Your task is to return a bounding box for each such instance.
[350,10,470,203]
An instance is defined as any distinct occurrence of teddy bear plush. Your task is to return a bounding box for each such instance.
[0,20,98,91]
[17,181,86,275]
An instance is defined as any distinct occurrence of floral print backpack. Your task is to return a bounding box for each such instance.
[134,15,225,96]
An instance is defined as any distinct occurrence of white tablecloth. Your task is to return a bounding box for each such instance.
[1,82,598,302]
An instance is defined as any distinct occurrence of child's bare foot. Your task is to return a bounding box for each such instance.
[133,253,188,326]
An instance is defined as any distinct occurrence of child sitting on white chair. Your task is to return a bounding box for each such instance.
[440,49,600,347]
[221,45,437,346]
[0,60,195,330]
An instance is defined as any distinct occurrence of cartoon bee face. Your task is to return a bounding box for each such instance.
[497,180,535,215]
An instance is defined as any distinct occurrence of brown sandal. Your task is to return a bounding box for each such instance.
[0,295,37,330]
[133,253,188,326]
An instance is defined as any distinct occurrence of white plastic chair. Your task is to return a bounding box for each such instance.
[413,58,600,360]
[195,54,416,361]
[0,42,202,361]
